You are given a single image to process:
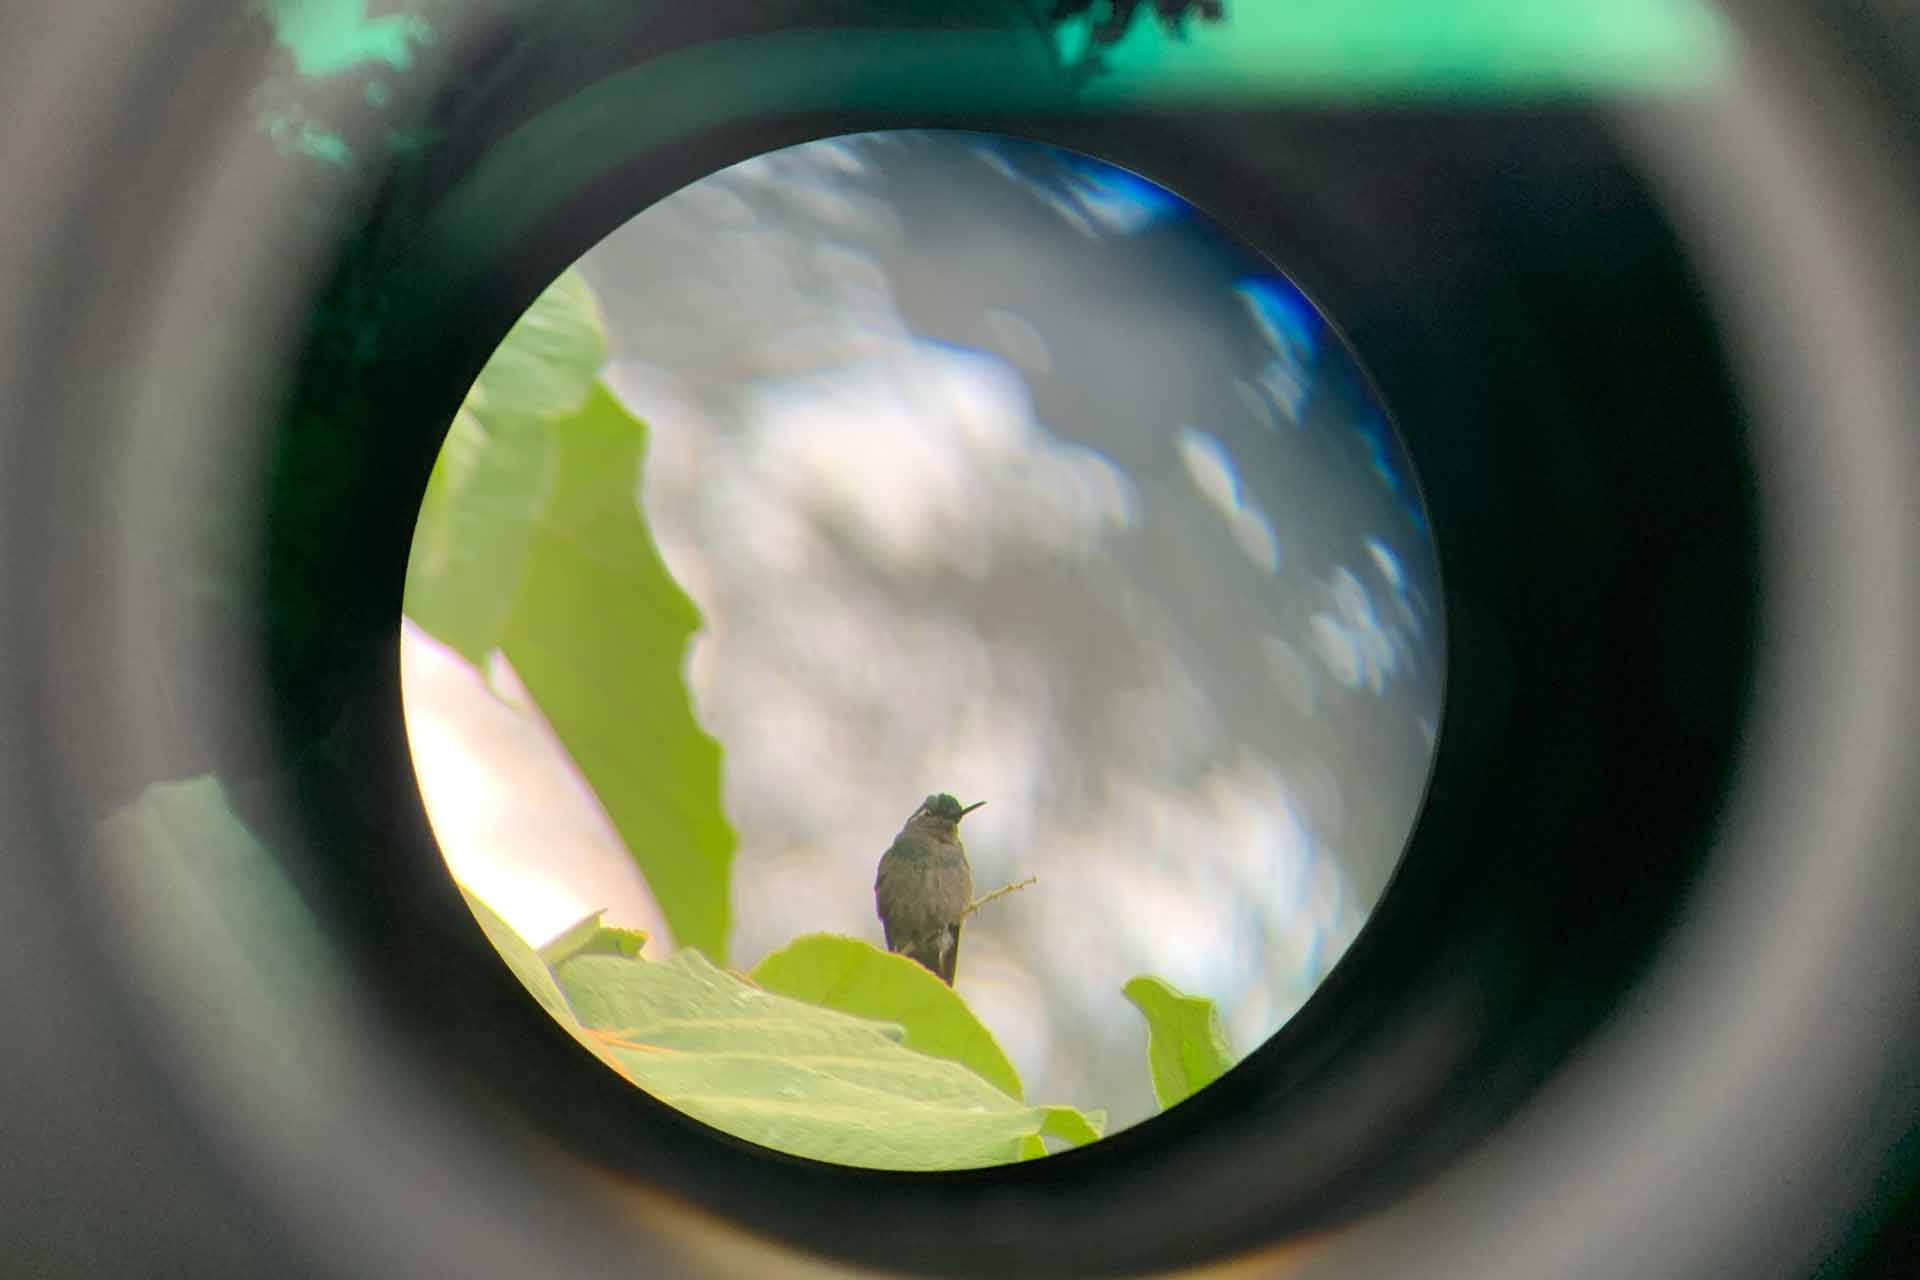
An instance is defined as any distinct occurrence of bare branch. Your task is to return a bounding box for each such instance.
[962,874,1039,920]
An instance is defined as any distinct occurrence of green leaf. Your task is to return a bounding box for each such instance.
[537,909,648,967]
[460,885,577,1028]
[453,885,644,1082]
[556,949,1105,1171]
[402,269,735,962]
[405,269,606,664]
[750,933,1025,1100]
[1040,1103,1107,1146]
[595,926,650,959]
[1122,975,1237,1111]
[536,909,608,968]
[100,777,349,1088]
[495,381,734,962]
[466,269,608,422]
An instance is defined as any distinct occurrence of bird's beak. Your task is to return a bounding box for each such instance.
[958,800,987,818]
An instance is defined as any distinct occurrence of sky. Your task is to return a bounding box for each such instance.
[404,129,1444,1137]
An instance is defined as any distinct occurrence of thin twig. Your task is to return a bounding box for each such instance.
[962,874,1039,920]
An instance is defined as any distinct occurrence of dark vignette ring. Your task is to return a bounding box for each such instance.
[253,5,1753,1276]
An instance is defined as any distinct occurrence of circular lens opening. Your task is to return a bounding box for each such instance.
[400,129,1442,1171]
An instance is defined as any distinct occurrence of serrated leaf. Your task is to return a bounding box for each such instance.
[403,270,733,963]
[1123,975,1237,1111]
[556,950,1104,1170]
[751,933,1025,1100]
[496,381,734,962]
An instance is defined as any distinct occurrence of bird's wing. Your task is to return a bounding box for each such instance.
[875,839,929,947]
[927,855,972,923]
[875,853,897,950]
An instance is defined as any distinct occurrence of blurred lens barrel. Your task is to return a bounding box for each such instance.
[2,1,1917,1276]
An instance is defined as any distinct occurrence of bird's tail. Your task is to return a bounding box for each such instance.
[897,924,962,986]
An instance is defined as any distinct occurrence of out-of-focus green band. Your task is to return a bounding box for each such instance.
[1061,0,1731,102]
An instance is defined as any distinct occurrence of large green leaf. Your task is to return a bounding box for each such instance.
[1122,975,1237,1111]
[556,950,1105,1171]
[462,269,608,423]
[405,269,605,664]
[750,933,1025,1100]
[402,270,735,961]
[494,381,734,962]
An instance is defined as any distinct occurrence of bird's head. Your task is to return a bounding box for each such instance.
[914,792,986,828]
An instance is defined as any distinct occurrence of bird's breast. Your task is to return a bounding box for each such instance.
[876,838,973,932]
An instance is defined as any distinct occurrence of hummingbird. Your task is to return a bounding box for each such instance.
[874,793,985,985]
